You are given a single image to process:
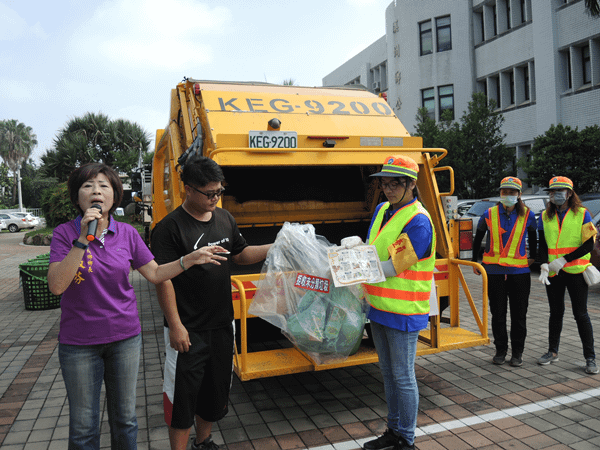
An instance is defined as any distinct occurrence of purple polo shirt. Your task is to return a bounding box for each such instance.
[50,216,154,345]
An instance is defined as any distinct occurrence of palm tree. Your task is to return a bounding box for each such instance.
[41,112,151,181]
[0,119,38,208]
[586,0,600,16]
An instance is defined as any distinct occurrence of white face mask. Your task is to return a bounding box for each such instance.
[550,191,568,206]
[500,195,518,208]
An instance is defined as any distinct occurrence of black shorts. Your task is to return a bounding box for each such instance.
[163,323,234,429]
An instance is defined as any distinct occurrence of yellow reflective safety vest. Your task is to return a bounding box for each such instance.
[543,208,591,276]
[482,205,529,268]
[364,200,436,319]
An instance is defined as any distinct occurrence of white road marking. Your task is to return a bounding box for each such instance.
[301,387,600,449]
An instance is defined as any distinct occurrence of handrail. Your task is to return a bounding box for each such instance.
[208,146,436,159]
[231,277,248,373]
[448,259,488,339]
[433,166,455,197]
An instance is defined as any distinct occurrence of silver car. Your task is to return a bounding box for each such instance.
[0,219,5,231]
[0,213,33,233]
[12,212,39,227]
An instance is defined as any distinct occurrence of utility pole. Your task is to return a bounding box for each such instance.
[17,165,24,212]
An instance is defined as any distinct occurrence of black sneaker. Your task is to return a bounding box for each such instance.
[585,358,599,374]
[363,428,400,450]
[396,435,415,450]
[492,351,507,365]
[538,351,558,365]
[509,354,523,367]
[191,435,219,450]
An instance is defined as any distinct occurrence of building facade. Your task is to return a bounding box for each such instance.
[322,0,600,190]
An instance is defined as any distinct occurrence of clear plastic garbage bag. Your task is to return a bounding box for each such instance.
[249,222,369,365]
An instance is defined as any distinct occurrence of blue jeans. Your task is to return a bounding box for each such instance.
[371,321,420,445]
[59,334,141,450]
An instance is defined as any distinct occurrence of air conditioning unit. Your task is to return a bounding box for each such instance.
[372,81,380,90]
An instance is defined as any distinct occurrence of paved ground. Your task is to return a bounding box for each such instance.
[2,230,600,449]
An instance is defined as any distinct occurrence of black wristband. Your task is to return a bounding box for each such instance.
[72,239,89,250]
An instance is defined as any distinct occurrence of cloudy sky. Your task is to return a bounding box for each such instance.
[1,0,390,162]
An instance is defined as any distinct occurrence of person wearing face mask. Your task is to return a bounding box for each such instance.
[537,176,599,374]
[472,177,537,367]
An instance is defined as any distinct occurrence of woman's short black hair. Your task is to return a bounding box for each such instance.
[180,155,225,188]
[68,163,124,216]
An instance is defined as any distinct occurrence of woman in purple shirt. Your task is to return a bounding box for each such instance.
[48,163,227,450]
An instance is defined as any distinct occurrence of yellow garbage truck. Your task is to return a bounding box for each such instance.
[147,78,488,381]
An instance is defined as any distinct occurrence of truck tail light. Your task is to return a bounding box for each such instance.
[457,219,473,259]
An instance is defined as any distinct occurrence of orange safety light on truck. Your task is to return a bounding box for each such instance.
[140,79,489,381]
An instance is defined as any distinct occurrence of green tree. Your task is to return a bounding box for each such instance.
[519,124,600,194]
[586,0,600,16]
[414,93,512,198]
[414,107,439,149]
[282,78,296,85]
[40,181,78,227]
[20,159,56,208]
[0,119,38,204]
[41,112,151,181]
[0,162,13,207]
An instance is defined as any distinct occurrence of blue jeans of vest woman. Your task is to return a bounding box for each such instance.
[370,321,420,445]
[545,272,595,360]
[59,333,141,450]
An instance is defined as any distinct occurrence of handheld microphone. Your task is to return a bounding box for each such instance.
[86,204,102,241]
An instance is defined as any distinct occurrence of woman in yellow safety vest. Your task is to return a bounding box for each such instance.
[472,177,537,367]
[362,155,435,450]
[537,176,598,374]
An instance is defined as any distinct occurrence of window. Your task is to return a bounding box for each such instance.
[565,51,572,89]
[438,85,454,120]
[520,0,526,23]
[506,0,511,29]
[436,16,452,52]
[583,45,591,85]
[422,88,435,119]
[420,20,433,55]
[493,5,498,36]
[509,71,515,105]
[524,65,530,101]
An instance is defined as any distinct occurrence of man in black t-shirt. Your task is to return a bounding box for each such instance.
[151,156,271,450]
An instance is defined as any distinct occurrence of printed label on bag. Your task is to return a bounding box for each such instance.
[294,273,330,293]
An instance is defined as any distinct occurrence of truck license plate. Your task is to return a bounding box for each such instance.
[249,131,298,149]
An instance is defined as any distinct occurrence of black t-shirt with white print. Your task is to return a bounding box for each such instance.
[151,206,248,331]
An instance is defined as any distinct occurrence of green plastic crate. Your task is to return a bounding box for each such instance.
[19,261,61,311]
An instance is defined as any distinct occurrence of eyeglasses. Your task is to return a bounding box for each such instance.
[379,180,405,191]
[189,185,225,200]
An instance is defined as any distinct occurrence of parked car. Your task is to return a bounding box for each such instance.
[0,213,34,232]
[463,194,550,259]
[457,199,479,217]
[11,212,38,228]
[0,219,5,231]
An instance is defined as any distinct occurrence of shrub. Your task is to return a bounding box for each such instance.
[41,182,78,228]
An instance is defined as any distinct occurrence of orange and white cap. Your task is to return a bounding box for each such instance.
[545,176,574,191]
[370,155,419,179]
[498,177,522,191]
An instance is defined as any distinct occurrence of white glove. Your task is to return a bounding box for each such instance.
[341,236,363,249]
[548,257,567,274]
[583,266,600,286]
[539,263,551,285]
